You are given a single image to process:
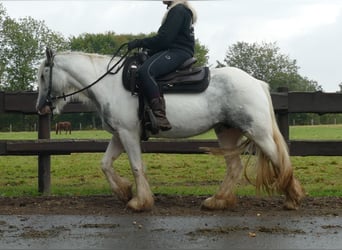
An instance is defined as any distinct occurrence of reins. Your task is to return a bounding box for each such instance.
[46,43,130,103]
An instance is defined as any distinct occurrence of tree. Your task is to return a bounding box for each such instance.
[218,41,326,125]
[70,32,209,66]
[194,40,209,66]
[219,41,322,91]
[70,32,121,55]
[0,4,69,132]
[0,4,69,91]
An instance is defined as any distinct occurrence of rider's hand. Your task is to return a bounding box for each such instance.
[128,39,142,50]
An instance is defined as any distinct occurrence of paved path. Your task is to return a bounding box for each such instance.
[0,214,341,249]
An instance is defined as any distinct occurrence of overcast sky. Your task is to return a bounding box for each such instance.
[1,0,342,92]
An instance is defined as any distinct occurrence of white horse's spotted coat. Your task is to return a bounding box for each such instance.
[36,51,304,211]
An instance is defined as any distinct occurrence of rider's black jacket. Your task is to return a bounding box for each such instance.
[140,4,195,56]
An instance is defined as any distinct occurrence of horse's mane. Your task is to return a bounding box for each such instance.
[38,51,110,74]
[57,51,122,68]
[57,51,111,60]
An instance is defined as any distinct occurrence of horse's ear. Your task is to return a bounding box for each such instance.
[45,47,54,66]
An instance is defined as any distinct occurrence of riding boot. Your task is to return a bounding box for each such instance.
[149,97,172,131]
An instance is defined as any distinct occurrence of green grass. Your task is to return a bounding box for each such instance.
[0,125,342,197]
[290,124,342,140]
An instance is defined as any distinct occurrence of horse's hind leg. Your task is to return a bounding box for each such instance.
[202,127,244,210]
[101,133,133,202]
[253,132,304,210]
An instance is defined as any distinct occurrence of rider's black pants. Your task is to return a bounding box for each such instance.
[137,49,191,101]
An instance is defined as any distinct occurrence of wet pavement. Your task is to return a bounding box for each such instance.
[0,214,341,249]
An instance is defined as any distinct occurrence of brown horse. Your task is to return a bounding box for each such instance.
[56,121,72,134]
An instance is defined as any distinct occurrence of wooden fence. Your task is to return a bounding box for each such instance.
[1,90,342,193]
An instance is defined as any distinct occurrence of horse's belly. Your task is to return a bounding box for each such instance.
[160,111,217,138]
[162,94,220,138]
[160,126,213,139]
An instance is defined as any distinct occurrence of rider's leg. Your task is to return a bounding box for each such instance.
[138,49,191,131]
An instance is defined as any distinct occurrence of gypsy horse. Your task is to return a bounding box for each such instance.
[36,49,304,211]
[56,121,72,134]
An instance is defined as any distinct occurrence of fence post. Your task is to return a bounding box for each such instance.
[276,87,290,144]
[38,114,51,194]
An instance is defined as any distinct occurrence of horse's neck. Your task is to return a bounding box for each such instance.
[58,52,110,81]
[57,52,124,99]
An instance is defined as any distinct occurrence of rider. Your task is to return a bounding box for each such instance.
[127,0,197,131]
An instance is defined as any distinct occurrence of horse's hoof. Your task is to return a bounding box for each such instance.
[283,199,300,210]
[283,178,304,210]
[201,195,237,210]
[127,197,154,212]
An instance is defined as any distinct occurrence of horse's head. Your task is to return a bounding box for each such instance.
[36,48,123,116]
[36,48,55,115]
[36,48,73,115]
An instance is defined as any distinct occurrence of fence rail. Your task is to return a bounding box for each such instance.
[1,139,342,156]
[1,90,342,193]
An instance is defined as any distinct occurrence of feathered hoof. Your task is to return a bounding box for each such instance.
[283,177,305,210]
[283,200,299,210]
[201,195,237,210]
[115,183,133,203]
[127,196,154,212]
[283,196,303,210]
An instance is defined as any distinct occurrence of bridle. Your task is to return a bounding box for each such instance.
[43,44,130,111]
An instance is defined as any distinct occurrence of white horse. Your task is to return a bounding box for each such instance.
[36,49,304,211]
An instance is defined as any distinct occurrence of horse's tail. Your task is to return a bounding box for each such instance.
[254,81,293,193]
[254,81,304,205]
[55,123,58,134]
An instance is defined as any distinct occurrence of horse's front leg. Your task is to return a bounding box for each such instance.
[101,134,133,202]
[119,130,154,211]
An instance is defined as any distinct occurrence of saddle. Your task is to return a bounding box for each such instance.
[122,52,210,95]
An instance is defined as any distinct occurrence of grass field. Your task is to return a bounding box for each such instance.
[0,125,342,197]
